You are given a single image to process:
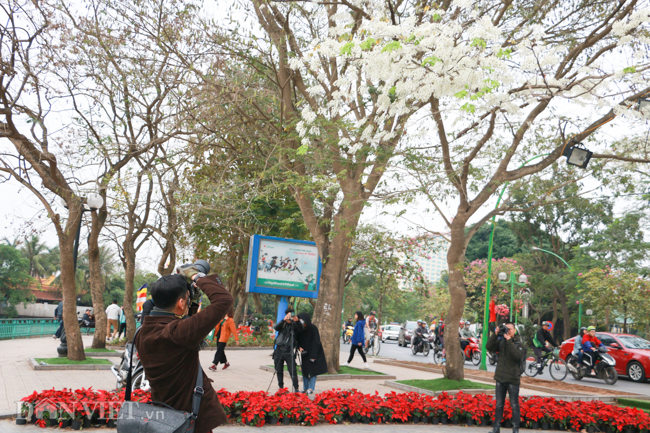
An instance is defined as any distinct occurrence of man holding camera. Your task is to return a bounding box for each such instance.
[487,322,525,433]
[135,264,233,433]
[273,306,302,392]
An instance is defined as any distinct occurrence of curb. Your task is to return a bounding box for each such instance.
[259,365,397,381]
[84,352,122,358]
[29,357,117,371]
[0,411,14,420]
[384,380,495,396]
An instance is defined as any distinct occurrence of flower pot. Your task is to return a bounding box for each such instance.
[531,421,540,430]
[452,417,460,425]
[15,419,27,425]
[30,415,36,424]
[623,428,635,433]
[481,417,490,427]
[362,417,370,425]
[421,416,428,424]
[269,416,278,425]
[441,416,448,425]
[504,420,513,428]
[558,423,566,431]
[94,418,107,427]
[107,419,116,428]
[413,416,421,424]
[542,422,551,430]
[45,419,56,427]
[432,416,440,424]
[467,416,474,426]
[282,417,291,425]
[349,415,358,424]
[588,426,596,433]
[83,418,91,428]
[60,419,71,428]
[71,420,82,430]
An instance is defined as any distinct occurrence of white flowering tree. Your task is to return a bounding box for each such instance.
[276,0,650,379]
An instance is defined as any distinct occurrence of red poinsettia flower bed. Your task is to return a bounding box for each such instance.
[19,388,650,431]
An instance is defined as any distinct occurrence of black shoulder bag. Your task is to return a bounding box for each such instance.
[117,326,205,433]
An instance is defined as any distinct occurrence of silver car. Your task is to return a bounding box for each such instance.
[381,324,400,342]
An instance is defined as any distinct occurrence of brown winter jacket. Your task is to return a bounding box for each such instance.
[135,275,234,433]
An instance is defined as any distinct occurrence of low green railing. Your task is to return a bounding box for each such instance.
[0,319,63,340]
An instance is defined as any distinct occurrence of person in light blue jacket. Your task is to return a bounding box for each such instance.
[343,311,369,369]
[573,327,587,365]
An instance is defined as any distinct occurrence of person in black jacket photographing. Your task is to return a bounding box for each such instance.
[273,306,302,392]
[486,322,525,433]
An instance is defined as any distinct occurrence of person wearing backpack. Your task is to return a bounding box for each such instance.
[532,321,558,373]
[273,307,302,391]
[486,322,525,433]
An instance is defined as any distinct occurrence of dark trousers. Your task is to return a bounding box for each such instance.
[460,339,469,352]
[533,346,551,365]
[493,381,520,429]
[54,319,63,338]
[273,348,299,391]
[117,323,127,339]
[213,342,228,365]
[347,344,367,363]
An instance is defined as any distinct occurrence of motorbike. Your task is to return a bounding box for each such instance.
[343,326,354,344]
[462,337,481,365]
[112,340,150,392]
[432,338,445,364]
[411,333,431,356]
[488,351,498,365]
[567,347,618,385]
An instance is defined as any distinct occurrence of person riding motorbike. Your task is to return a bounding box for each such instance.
[365,311,378,348]
[343,317,353,329]
[459,321,474,352]
[572,327,587,367]
[412,320,428,350]
[582,326,605,373]
[533,321,558,373]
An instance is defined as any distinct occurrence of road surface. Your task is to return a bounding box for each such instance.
[341,339,650,396]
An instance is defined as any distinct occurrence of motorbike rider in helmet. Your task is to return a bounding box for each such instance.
[412,320,428,350]
[459,320,474,352]
[532,321,558,373]
[582,326,605,373]
[573,327,588,367]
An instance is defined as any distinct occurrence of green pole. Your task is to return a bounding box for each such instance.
[479,153,549,371]
[578,302,582,329]
[510,272,514,322]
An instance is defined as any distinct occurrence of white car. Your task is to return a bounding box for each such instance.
[381,324,400,342]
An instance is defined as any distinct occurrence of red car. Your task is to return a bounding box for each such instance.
[559,332,650,382]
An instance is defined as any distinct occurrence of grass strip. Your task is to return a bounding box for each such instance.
[618,398,650,411]
[396,378,495,392]
[84,348,118,353]
[268,365,385,376]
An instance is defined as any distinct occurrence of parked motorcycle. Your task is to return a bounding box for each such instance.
[488,351,498,365]
[567,347,618,385]
[462,337,481,365]
[343,326,354,344]
[411,333,431,356]
[112,341,150,392]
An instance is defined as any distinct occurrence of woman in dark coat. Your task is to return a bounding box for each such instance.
[296,312,327,394]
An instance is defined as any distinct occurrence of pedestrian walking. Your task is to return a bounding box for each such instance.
[209,308,238,371]
[105,300,121,340]
[296,312,327,394]
[116,306,127,339]
[343,311,369,369]
[53,301,63,339]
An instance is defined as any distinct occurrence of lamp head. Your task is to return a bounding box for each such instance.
[86,193,104,210]
[498,272,508,281]
[519,274,528,284]
[563,142,593,169]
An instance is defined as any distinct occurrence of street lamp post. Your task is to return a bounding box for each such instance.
[498,272,528,322]
[479,153,550,371]
[531,246,582,329]
[57,194,104,357]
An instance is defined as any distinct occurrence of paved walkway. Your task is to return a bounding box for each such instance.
[0,336,552,416]
[0,421,559,433]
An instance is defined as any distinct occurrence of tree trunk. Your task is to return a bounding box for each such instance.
[122,242,137,342]
[60,208,85,361]
[444,216,469,381]
[313,240,351,374]
[88,209,107,349]
[559,293,571,340]
[234,291,247,326]
[253,293,263,313]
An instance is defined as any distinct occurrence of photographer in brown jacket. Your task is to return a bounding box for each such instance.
[135,270,233,433]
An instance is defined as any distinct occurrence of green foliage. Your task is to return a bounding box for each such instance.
[381,41,401,53]
[340,41,355,55]
[465,220,525,262]
[0,244,33,317]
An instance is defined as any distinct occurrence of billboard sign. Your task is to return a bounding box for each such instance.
[245,235,321,298]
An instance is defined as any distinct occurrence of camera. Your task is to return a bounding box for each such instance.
[177,260,211,303]
[497,324,508,336]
